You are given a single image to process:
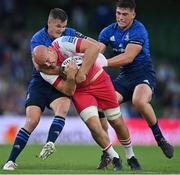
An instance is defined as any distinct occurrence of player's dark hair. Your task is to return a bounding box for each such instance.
[49,8,68,21]
[116,0,136,10]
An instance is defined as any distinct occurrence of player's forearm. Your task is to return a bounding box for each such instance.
[57,80,76,96]
[108,44,141,67]
[108,53,134,67]
[80,44,100,74]
[87,37,99,45]
[58,68,77,96]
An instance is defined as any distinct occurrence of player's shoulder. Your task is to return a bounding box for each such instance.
[132,20,147,32]
[100,22,118,36]
[103,22,118,32]
[52,36,78,53]
[31,27,48,41]
[63,27,76,35]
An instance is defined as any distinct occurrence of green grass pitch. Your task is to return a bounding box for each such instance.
[0,144,180,174]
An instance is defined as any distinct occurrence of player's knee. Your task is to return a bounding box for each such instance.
[103,107,121,121]
[55,106,69,117]
[109,116,126,129]
[116,91,123,103]
[24,117,40,132]
[51,97,71,117]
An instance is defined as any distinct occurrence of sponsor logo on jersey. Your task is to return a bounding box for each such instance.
[112,43,125,53]
[62,36,77,44]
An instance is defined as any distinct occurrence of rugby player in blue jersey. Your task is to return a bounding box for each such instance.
[2,8,98,170]
[98,0,174,162]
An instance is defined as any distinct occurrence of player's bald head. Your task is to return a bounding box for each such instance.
[33,45,48,66]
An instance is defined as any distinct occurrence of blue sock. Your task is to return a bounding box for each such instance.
[46,116,65,143]
[8,128,30,162]
[149,122,163,143]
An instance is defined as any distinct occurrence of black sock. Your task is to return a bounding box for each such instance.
[149,122,164,143]
[8,128,30,162]
[46,116,65,143]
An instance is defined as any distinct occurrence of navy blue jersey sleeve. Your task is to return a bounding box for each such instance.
[64,28,87,39]
[74,31,87,39]
[128,24,147,46]
[31,37,44,52]
[98,26,111,46]
[30,28,53,52]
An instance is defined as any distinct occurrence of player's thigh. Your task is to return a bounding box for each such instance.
[72,92,97,114]
[25,89,47,132]
[116,91,123,103]
[50,96,71,117]
[133,83,153,104]
[25,87,48,112]
[92,73,119,109]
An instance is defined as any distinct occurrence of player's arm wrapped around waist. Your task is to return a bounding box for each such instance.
[40,64,78,96]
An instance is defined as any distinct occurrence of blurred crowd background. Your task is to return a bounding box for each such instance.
[0,0,180,118]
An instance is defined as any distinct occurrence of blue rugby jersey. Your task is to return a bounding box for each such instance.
[98,20,154,77]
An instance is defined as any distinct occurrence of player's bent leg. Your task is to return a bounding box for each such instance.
[2,106,41,170]
[86,115,112,169]
[38,98,70,160]
[104,107,129,140]
[97,111,112,169]
[80,106,122,171]
[104,107,141,170]
[133,84,174,158]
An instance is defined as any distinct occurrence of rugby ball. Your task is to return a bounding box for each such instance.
[61,56,83,71]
